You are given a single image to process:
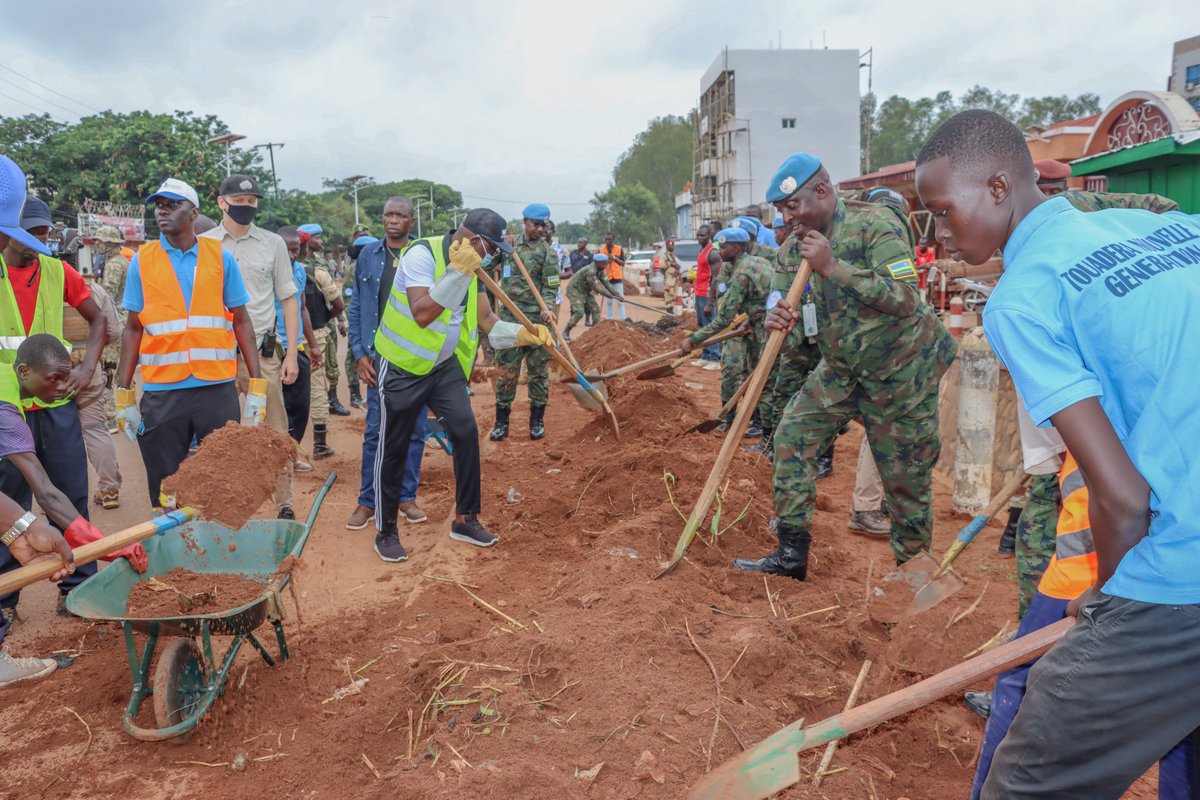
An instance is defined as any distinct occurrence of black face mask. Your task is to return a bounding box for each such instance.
[226,204,258,225]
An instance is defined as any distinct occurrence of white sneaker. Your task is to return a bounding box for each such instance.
[689,359,706,367]
[703,362,721,371]
[294,458,313,473]
[0,646,56,688]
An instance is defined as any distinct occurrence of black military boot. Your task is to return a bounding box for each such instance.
[489,406,510,441]
[529,404,546,440]
[740,426,773,457]
[744,409,764,439]
[815,443,834,479]
[349,382,363,409]
[716,412,735,433]
[313,424,335,459]
[732,523,811,581]
[328,388,351,417]
[998,506,1021,555]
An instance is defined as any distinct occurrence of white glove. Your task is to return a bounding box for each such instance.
[115,388,142,442]
[487,320,523,350]
[428,269,473,309]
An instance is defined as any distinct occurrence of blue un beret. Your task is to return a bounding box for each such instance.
[713,227,751,245]
[353,235,379,247]
[730,216,761,237]
[765,152,822,204]
[522,203,551,221]
[772,214,786,229]
[593,253,609,263]
[297,223,323,235]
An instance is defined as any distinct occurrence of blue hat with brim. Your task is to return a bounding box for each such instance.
[593,254,609,263]
[353,236,378,247]
[298,223,323,236]
[522,203,551,221]
[731,216,761,237]
[713,227,751,245]
[772,214,786,229]
[0,156,50,256]
[766,153,822,204]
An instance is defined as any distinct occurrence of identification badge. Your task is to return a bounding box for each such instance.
[717,282,727,294]
[502,261,511,279]
[766,290,782,310]
[802,302,818,337]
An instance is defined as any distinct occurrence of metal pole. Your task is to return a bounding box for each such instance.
[353,182,360,226]
[252,143,285,202]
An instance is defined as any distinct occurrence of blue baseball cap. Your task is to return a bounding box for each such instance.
[20,196,53,230]
[766,153,822,204]
[730,216,761,237]
[353,235,378,247]
[297,223,323,236]
[593,253,609,263]
[713,227,751,245]
[772,214,786,229]
[0,156,50,256]
[522,203,551,221]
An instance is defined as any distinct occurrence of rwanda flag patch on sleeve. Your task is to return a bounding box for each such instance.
[885,258,918,281]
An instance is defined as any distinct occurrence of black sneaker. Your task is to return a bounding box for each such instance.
[449,516,498,548]
[278,506,296,520]
[374,532,408,563]
[964,690,992,719]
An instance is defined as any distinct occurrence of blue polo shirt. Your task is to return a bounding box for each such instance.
[122,234,250,391]
[983,196,1200,604]
[275,260,306,346]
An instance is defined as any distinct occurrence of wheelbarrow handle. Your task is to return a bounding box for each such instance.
[0,508,197,596]
[294,473,338,558]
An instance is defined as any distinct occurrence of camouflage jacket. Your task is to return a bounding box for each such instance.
[773,198,955,420]
[1063,190,1179,214]
[659,250,682,275]
[689,251,772,346]
[566,262,619,301]
[102,253,129,309]
[499,234,559,318]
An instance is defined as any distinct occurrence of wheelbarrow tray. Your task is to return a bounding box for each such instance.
[66,518,307,637]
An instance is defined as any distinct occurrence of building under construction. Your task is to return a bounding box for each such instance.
[686,47,860,231]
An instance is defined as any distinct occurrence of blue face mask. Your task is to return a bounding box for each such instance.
[481,249,499,269]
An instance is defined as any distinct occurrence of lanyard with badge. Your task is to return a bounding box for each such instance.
[765,281,818,339]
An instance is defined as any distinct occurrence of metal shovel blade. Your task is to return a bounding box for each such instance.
[637,363,678,380]
[687,416,722,434]
[908,567,967,616]
[867,551,941,624]
[565,379,606,411]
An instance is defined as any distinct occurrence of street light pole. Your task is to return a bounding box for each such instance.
[207,133,247,177]
[345,174,367,227]
[859,47,873,174]
[252,142,286,201]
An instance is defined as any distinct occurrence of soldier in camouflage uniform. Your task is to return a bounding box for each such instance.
[342,242,365,408]
[490,204,560,441]
[681,225,771,418]
[303,232,350,417]
[94,225,129,316]
[703,247,759,435]
[564,253,621,339]
[733,153,956,579]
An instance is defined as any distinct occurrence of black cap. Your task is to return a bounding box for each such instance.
[20,196,53,230]
[461,208,513,255]
[218,173,264,198]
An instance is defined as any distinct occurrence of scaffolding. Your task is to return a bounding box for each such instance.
[692,51,753,227]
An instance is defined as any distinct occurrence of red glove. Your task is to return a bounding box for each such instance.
[64,516,149,574]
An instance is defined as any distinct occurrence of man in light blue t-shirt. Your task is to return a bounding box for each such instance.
[916,109,1200,799]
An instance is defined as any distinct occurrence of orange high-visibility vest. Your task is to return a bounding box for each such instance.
[1037,452,1098,600]
[136,238,237,385]
[600,244,623,281]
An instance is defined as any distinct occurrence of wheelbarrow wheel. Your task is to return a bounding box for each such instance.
[153,637,206,744]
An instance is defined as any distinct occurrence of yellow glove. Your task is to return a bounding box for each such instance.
[515,324,555,348]
[448,238,483,275]
[244,377,268,426]
[115,387,141,442]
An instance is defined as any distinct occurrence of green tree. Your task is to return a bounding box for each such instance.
[554,220,590,244]
[1018,93,1102,130]
[596,114,692,238]
[587,181,662,246]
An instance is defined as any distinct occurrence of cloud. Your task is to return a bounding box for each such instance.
[1,0,1194,221]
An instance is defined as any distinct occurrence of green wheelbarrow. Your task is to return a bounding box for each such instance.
[65,473,337,743]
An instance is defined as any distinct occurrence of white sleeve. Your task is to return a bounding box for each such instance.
[400,245,437,289]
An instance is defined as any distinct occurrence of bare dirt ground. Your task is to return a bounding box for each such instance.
[1,303,1156,799]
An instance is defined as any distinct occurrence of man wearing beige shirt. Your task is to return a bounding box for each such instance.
[202,173,301,518]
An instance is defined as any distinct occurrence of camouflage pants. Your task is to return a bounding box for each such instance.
[565,292,598,337]
[761,331,821,431]
[720,336,752,407]
[345,342,359,392]
[495,345,552,410]
[1016,472,1061,618]
[774,363,941,563]
[324,320,340,387]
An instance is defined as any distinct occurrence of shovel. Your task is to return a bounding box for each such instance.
[473,265,620,437]
[636,327,747,380]
[689,617,1072,800]
[509,247,582,372]
[581,315,747,382]
[686,374,753,434]
[870,470,1031,623]
[658,260,812,577]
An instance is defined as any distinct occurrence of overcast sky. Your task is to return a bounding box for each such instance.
[1,0,1196,221]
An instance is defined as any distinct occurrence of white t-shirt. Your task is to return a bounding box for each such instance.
[398,242,464,366]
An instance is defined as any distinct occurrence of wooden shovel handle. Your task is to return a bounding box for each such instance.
[474,266,580,378]
[661,262,811,574]
[601,314,748,379]
[509,247,580,371]
[0,508,197,596]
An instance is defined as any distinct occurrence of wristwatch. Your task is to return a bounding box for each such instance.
[1,511,37,547]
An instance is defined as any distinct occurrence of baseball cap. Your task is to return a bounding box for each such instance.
[146,178,200,208]
[218,173,264,198]
[0,157,50,255]
[461,208,513,255]
[20,196,53,230]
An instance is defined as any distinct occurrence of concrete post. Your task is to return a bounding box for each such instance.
[953,328,1000,514]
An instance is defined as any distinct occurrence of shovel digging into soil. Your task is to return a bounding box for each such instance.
[582,315,747,383]
[689,617,1072,800]
[686,374,753,434]
[869,471,1031,624]
[472,265,620,437]
[636,327,748,381]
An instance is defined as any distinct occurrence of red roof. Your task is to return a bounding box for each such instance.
[838,160,916,190]
[1042,114,1099,131]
